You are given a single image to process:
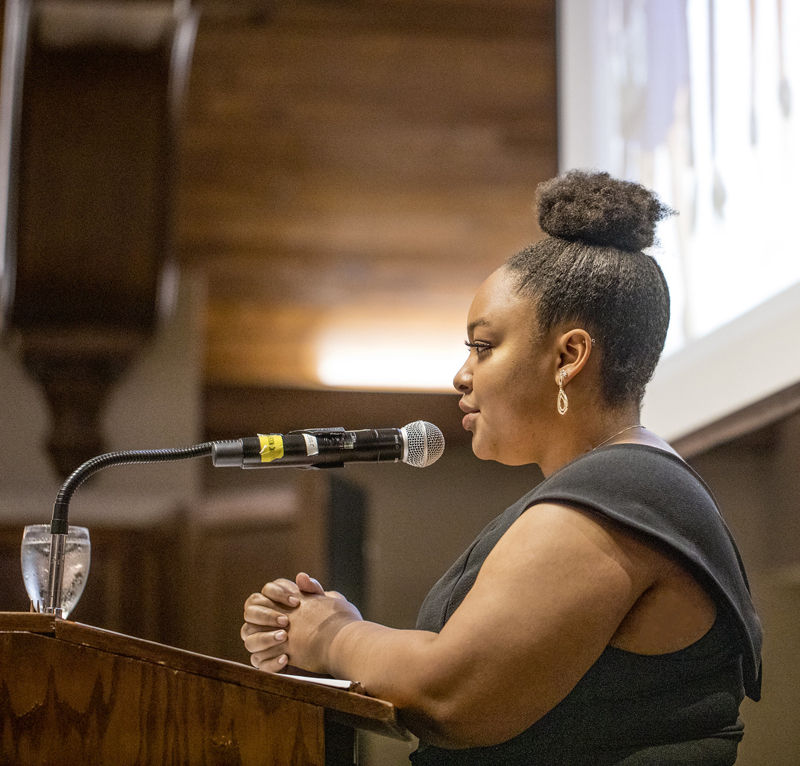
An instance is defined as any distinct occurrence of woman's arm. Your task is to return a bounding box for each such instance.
[244,503,657,748]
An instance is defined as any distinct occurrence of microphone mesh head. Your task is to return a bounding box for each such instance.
[402,421,445,468]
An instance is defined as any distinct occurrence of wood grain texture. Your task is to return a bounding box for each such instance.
[0,620,411,763]
[0,613,409,741]
[4,1,195,475]
[0,611,55,633]
[0,631,326,765]
[173,0,558,389]
[197,0,554,38]
[4,0,558,399]
[51,619,406,737]
[180,26,554,265]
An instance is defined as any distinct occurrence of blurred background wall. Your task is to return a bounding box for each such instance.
[0,1,797,763]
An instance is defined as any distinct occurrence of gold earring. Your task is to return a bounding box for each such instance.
[557,370,568,415]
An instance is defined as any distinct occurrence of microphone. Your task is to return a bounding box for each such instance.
[211,420,445,470]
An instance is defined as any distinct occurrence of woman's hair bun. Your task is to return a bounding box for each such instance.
[536,170,674,252]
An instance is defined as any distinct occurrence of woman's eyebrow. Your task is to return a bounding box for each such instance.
[467,318,491,334]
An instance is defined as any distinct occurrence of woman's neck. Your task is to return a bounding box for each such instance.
[537,407,644,478]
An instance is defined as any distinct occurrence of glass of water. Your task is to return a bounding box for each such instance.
[21,524,91,618]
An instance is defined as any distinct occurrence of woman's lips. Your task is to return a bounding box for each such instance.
[462,411,479,430]
[459,400,479,431]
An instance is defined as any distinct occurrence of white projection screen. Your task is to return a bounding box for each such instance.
[559,0,800,443]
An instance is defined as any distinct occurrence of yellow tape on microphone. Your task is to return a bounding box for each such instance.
[258,434,284,462]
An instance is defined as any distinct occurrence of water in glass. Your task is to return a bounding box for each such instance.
[21,524,91,618]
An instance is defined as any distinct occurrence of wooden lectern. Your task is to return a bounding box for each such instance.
[0,613,411,765]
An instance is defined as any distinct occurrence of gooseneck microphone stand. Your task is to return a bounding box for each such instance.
[44,442,214,616]
[43,421,444,616]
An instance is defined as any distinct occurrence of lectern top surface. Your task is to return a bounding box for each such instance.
[0,611,412,741]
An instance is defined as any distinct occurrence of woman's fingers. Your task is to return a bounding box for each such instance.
[250,649,289,672]
[243,596,291,628]
[243,576,306,626]
[241,618,287,642]
[242,572,330,674]
[243,626,289,654]
[243,626,290,673]
[241,577,303,673]
[261,578,302,607]
[296,572,326,595]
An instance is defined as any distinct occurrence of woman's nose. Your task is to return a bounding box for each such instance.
[453,358,472,393]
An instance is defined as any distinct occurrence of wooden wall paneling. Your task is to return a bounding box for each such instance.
[0,475,335,663]
[175,0,558,389]
[204,384,468,448]
[76,522,184,643]
[180,26,556,263]
[174,470,331,662]
[197,0,554,37]
[0,526,31,614]
[0,520,182,644]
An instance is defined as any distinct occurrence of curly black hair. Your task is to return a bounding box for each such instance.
[506,170,675,408]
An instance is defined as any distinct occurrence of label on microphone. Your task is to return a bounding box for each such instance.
[301,433,319,456]
[258,434,284,462]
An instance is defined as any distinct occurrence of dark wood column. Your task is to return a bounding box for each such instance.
[1,0,198,477]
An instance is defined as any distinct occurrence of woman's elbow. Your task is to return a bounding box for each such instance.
[397,684,536,749]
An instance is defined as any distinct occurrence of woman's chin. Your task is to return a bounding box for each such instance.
[470,436,536,466]
[469,435,496,462]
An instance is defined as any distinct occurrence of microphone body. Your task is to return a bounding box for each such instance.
[211,421,444,470]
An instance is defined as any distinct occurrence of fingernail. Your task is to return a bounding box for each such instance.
[275,630,287,642]
[288,596,300,606]
[277,615,289,626]
[278,654,288,665]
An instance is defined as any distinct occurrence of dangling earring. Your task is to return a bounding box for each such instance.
[557,370,569,415]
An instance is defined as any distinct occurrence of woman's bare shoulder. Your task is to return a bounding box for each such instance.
[427,502,658,744]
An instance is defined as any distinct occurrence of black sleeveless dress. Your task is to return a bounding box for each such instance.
[411,445,762,766]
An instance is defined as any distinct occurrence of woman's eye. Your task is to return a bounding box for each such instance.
[465,340,492,355]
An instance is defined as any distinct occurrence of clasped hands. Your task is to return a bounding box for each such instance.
[241,572,362,675]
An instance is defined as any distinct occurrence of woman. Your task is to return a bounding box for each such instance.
[241,171,762,765]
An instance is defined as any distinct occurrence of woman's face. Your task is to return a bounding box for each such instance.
[453,268,555,465]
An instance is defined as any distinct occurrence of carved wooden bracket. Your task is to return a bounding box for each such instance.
[1,1,197,478]
[16,329,146,477]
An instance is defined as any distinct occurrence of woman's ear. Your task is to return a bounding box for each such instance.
[554,328,593,385]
